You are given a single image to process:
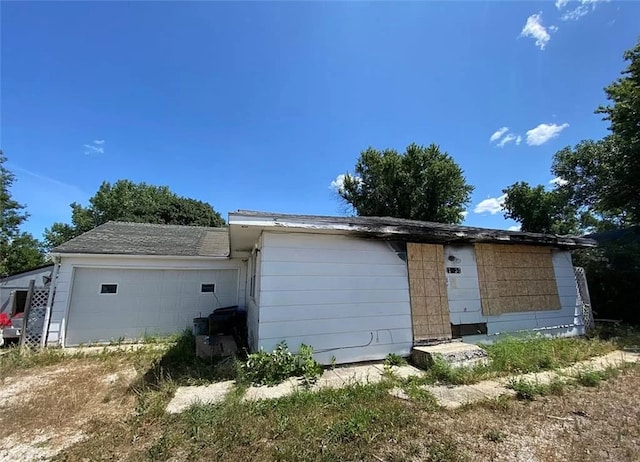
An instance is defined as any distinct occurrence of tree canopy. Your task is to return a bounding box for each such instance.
[0,151,45,276]
[44,180,225,249]
[503,37,640,235]
[337,143,474,224]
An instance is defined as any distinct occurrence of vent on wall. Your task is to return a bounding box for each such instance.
[446,267,461,274]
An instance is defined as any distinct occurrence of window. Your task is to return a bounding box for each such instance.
[100,284,118,294]
[201,283,215,293]
[475,243,560,315]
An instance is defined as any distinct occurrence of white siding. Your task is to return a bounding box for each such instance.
[443,245,583,341]
[48,255,246,346]
[0,266,54,316]
[256,232,412,364]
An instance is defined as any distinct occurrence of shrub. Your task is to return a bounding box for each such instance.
[239,341,323,386]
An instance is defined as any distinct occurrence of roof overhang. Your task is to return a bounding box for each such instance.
[228,211,597,258]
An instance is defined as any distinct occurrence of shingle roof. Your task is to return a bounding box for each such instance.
[231,210,596,249]
[52,222,229,257]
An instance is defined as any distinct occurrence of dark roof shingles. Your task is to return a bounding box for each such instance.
[53,222,229,257]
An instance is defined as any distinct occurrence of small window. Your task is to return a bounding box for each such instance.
[100,284,118,294]
[446,267,461,274]
[201,284,215,293]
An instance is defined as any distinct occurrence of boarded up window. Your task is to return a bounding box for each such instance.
[475,243,561,315]
[407,243,451,341]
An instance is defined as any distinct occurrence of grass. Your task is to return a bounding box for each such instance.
[1,327,639,461]
[406,334,617,387]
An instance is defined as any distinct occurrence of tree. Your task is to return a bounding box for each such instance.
[596,37,640,223]
[0,151,45,276]
[502,182,579,235]
[503,38,640,234]
[44,180,226,249]
[338,143,474,224]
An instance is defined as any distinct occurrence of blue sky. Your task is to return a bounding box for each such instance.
[2,1,638,239]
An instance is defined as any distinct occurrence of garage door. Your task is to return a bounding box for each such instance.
[65,267,239,346]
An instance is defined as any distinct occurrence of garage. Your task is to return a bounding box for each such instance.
[45,222,246,347]
[65,267,239,346]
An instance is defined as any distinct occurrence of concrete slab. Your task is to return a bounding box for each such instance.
[243,378,300,402]
[166,380,234,414]
[412,342,488,369]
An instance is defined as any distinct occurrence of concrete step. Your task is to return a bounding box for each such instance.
[412,342,489,369]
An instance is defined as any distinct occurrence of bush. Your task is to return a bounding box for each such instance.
[239,342,323,386]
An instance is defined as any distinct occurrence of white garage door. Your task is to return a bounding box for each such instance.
[65,267,239,346]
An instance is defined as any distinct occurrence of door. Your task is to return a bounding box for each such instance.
[65,267,238,346]
[444,245,483,325]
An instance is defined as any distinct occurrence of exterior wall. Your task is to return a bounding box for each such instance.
[245,233,263,351]
[443,245,583,342]
[256,232,413,364]
[48,255,246,346]
[0,266,54,315]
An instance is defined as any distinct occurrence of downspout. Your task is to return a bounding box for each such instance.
[40,256,61,348]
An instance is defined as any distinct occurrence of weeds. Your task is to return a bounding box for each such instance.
[484,335,614,375]
[508,377,567,400]
[384,353,408,367]
[238,341,323,386]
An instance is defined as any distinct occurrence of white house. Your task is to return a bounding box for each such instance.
[45,212,595,364]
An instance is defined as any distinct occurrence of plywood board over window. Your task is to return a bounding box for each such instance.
[475,243,561,316]
[407,243,451,342]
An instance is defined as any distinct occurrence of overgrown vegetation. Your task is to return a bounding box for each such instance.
[238,341,323,386]
[508,377,567,401]
[409,335,616,387]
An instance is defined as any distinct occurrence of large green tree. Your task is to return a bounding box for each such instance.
[0,151,45,276]
[45,180,226,249]
[503,38,640,234]
[338,143,474,224]
[596,38,640,223]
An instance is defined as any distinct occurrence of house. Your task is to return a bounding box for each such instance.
[44,212,595,364]
[1,264,55,319]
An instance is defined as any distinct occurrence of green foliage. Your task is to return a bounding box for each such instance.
[484,429,505,443]
[502,38,640,234]
[508,377,566,401]
[484,335,613,374]
[596,38,640,222]
[574,235,640,325]
[502,182,579,234]
[338,143,474,224]
[0,151,45,276]
[384,353,407,367]
[423,357,488,385]
[239,341,323,386]
[44,179,225,249]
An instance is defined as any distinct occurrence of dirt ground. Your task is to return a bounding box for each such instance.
[0,358,638,462]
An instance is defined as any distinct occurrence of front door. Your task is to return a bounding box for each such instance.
[407,243,452,344]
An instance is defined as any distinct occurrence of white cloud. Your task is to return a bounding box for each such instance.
[497,133,518,148]
[508,225,522,232]
[549,176,569,186]
[559,0,610,21]
[525,123,569,146]
[520,13,552,50]
[460,210,468,219]
[489,127,509,143]
[515,135,523,145]
[474,194,507,215]
[329,173,361,193]
[83,139,105,155]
